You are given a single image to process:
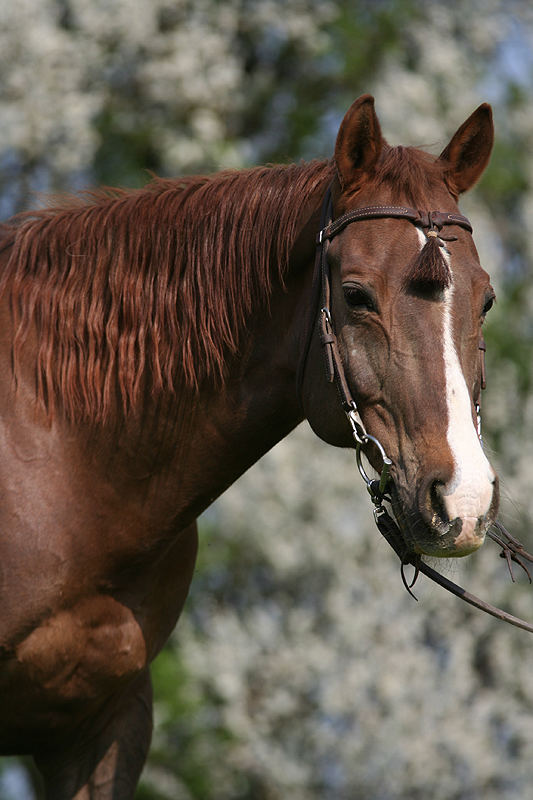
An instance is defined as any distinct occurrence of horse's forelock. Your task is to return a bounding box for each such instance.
[371,145,449,208]
[369,145,455,291]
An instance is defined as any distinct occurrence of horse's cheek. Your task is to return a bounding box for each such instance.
[342,328,386,404]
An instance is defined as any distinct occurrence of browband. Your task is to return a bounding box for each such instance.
[317,203,473,244]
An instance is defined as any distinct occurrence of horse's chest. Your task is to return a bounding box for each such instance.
[11,595,147,706]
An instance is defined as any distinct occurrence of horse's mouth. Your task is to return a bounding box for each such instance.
[390,488,491,559]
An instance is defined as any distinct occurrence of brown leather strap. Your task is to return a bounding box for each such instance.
[316,191,359,412]
[376,507,533,634]
[314,191,473,413]
[298,187,474,414]
[300,187,533,635]
[318,204,473,243]
[479,335,487,391]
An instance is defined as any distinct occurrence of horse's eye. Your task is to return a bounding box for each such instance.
[343,284,376,312]
[482,294,495,317]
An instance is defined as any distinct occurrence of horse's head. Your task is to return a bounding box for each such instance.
[302,95,498,558]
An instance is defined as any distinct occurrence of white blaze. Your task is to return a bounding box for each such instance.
[417,230,494,549]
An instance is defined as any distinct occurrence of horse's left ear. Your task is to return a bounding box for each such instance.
[334,94,384,190]
[439,103,494,195]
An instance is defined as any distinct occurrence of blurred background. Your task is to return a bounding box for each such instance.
[1,1,533,798]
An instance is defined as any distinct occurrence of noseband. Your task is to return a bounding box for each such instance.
[300,186,533,634]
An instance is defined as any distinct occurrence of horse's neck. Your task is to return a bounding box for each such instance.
[36,267,309,542]
[0,199,317,538]
[135,207,319,529]
[164,279,310,526]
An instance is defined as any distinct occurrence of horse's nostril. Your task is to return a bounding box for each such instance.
[428,480,449,525]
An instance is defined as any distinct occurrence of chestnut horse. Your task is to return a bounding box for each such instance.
[0,95,497,797]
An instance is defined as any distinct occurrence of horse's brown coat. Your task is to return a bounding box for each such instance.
[0,96,497,797]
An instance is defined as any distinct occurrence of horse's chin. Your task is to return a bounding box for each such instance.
[391,494,489,559]
[412,527,486,559]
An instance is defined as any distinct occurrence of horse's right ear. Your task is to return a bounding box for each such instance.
[334,95,384,190]
[439,103,494,195]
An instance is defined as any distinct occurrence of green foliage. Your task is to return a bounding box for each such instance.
[93,106,161,188]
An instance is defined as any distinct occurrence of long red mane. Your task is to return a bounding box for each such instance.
[0,161,333,422]
[0,144,449,424]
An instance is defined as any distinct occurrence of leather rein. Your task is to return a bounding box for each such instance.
[302,186,533,633]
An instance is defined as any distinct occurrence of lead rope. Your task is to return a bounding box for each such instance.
[310,187,533,633]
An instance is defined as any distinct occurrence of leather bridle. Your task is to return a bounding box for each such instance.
[300,186,533,633]
[303,186,474,504]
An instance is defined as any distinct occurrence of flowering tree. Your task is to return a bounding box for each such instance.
[0,0,341,209]
[1,1,533,798]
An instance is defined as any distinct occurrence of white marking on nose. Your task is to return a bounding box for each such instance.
[417,230,495,550]
[442,289,494,543]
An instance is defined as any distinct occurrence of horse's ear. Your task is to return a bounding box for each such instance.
[334,94,384,189]
[439,103,494,195]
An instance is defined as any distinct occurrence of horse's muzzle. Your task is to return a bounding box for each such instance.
[392,471,499,558]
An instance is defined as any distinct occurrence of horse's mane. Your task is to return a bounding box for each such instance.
[368,145,449,208]
[0,160,334,423]
[0,144,449,425]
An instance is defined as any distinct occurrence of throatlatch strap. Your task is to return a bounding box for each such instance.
[295,187,333,407]
[316,191,359,412]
